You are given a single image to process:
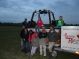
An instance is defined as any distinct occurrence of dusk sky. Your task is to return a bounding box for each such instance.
[0,0,79,24]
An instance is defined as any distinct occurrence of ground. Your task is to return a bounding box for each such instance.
[0,26,79,59]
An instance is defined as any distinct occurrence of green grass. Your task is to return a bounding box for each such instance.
[0,26,79,59]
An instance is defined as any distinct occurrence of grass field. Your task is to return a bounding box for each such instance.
[0,26,79,59]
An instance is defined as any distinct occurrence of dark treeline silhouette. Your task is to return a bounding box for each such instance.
[0,22,22,26]
[0,22,79,27]
[65,23,79,26]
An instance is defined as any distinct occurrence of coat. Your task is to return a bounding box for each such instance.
[48,30,57,42]
[20,29,29,42]
[38,29,48,45]
[28,31,39,46]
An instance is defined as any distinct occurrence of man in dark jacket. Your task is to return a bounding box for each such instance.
[20,26,29,53]
[48,26,57,53]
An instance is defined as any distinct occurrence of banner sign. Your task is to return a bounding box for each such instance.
[61,26,79,52]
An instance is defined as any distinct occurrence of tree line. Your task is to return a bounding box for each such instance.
[0,22,79,27]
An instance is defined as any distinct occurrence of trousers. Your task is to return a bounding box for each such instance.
[31,46,37,55]
[40,45,46,56]
[48,42,55,52]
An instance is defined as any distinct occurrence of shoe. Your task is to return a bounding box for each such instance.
[44,54,46,56]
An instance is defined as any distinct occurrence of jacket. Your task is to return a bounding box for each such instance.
[20,29,29,41]
[48,30,57,42]
[39,29,47,38]
[20,29,26,39]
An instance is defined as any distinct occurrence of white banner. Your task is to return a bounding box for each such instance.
[61,26,79,52]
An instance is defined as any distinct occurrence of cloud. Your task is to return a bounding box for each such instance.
[49,0,79,24]
[0,0,79,24]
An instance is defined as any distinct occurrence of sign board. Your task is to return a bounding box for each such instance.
[61,26,79,52]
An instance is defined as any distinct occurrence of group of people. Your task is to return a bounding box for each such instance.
[20,16,62,57]
[22,16,64,29]
[20,26,60,57]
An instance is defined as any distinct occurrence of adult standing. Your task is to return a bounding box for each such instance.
[22,18,28,28]
[30,30,39,56]
[48,26,57,55]
[38,25,48,56]
[57,16,64,28]
[20,26,29,53]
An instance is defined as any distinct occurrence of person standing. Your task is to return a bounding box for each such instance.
[35,15,44,33]
[57,16,64,28]
[22,18,28,28]
[30,30,39,56]
[38,25,48,56]
[20,26,29,53]
[48,26,57,55]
